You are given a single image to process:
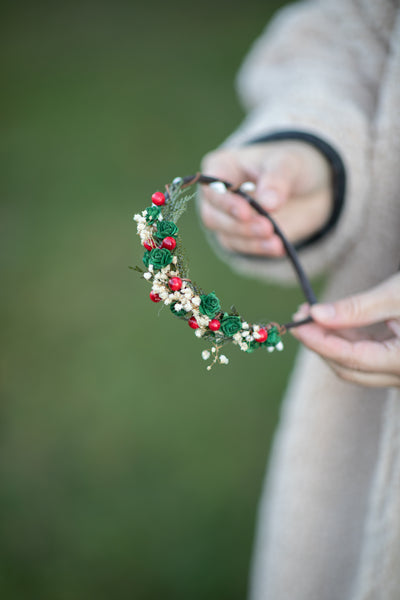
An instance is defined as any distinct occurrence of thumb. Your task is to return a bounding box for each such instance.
[310,275,400,329]
[256,152,299,210]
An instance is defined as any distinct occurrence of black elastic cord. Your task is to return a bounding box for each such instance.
[247,130,346,250]
[177,173,318,329]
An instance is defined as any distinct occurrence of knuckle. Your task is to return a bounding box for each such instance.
[341,296,363,322]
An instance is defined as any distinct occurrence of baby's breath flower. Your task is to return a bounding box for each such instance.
[241,322,249,329]
[219,355,229,364]
[195,329,203,338]
[276,341,284,351]
[174,303,183,312]
[192,296,201,307]
[267,346,274,353]
[241,330,250,337]
[233,332,242,342]
[201,350,210,360]
[172,256,178,264]
[143,272,151,280]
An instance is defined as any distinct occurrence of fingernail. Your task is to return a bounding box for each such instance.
[311,303,336,320]
[292,303,309,320]
[261,239,275,251]
[260,189,279,209]
[252,222,267,236]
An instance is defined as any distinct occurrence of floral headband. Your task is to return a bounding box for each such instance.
[133,174,316,370]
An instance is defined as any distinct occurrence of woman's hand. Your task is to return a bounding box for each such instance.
[199,141,332,256]
[291,273,400,388]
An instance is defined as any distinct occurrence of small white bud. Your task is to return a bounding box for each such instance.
[173,176,183,185]
[202,350,211,360]
[219,355,229,365]
[143,272,151,280]
[240,181,256,193]
[211,347,216,353]
[209,181,226,194]
[276,341,284,351]
[267,346,274,353]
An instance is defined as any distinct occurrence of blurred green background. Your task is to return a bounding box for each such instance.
[0,1,311,598]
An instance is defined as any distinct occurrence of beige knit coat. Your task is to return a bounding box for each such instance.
[214,1,400,598]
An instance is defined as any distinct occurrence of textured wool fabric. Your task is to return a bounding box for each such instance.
[207,1,400,598]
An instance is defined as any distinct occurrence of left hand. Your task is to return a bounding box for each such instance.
[291,273,400,388]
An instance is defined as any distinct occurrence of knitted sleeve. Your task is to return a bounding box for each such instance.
[210,0,391,284]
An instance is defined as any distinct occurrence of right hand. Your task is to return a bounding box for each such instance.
[199,141,333,256]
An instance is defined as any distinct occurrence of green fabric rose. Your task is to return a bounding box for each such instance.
[220,314,242,337]
[266,326,281,346]
[148,247,172,270]
[199,292,221,318]
[170,302,186,317]
[155,220,178,239]
[145,205,161,224]
[143,250,151,267]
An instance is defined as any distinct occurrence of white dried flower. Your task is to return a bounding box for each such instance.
[241,330,249,337]
[192,296,201,307]
[239,343,248,351]
[209,181,226,194]
[172,256,178,264]
[211,347,216,353]
[276,341,284,351]
[219,355,229,365]
[240,181,256,193]
[232,333,242,342]
[195,329,203,338]
[202,350,210,360]
[142,210,148,217]
[143,272,151,280]
[253,325,260,333]
[267,346,274,353]
[241,322,249,329]
[164,298,172,305]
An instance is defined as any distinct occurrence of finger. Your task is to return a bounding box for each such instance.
[256,151,298,210]
[217,232,285,257]
[310,274,400,329]
[272,188,332,245]
[201,151,255,221]
[200,200,274,238]
[290,321,400,374]
[326,360,400,388]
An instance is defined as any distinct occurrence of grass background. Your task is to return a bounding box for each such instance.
[0,1,313,598]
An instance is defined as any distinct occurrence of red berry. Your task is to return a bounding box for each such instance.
[168,277,182,291]
[188,316,199,329]
[151,191,165,206]
[149,291,161,303]
[257,328,268,343]
[143,239,157,251]
[161,236,177,251]
[209,319,221,331]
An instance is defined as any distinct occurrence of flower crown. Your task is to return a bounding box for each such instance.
[133,174,316,369]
